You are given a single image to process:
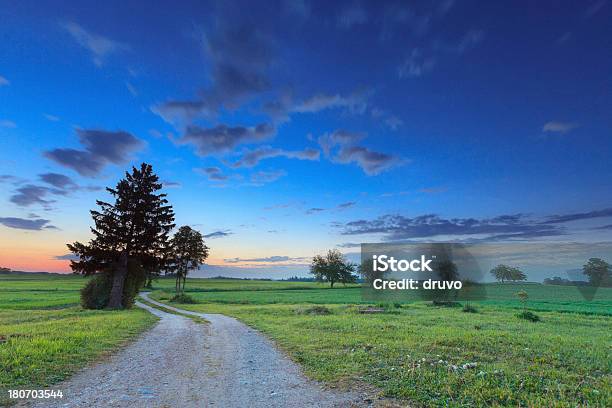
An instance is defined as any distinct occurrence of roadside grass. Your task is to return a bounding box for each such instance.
[149,277,612,316]
[149,282,612,407]
[0,274,157,406]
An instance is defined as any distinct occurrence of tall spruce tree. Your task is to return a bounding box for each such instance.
[68,163,175,308]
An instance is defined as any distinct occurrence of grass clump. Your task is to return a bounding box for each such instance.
[170,293,197,304]
[295,305,332,315]
[516,310,541,322]
[463,304,478,313]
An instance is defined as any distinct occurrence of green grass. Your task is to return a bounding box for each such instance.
[150,277,612,315]
[1,274,610,406]
[0,274,157,406]
[149,277,612,407]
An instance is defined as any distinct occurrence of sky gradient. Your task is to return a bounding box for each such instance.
[1,0,611,278]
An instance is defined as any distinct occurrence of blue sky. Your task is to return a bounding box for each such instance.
[1,0,611,277]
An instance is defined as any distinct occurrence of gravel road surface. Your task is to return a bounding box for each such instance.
[27,293,371,408]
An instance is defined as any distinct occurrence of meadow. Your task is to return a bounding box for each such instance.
[149,277,612,407]
[0,273,610,407]
[0,273,157,406]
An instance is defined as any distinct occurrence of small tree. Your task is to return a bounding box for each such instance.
[516,290,528,312]
[310,249,357,288]
[583,258,611,287]
[490,264,527,283]
[168,226,209,294]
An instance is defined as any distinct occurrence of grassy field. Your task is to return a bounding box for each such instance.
[149,277,612,407]
[1,274,610,407]
[0,274,158,406]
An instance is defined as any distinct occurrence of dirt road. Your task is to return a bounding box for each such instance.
[28,293,369,407]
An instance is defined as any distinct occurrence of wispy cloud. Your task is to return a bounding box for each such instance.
[224,255,308,263]
[250,169,287,185]
[196,167,229,182]
[338,2,368,29]
[0,76,9,86]
[62,21,127,66]
[0,217,56,231]
[43,113,60,122]
[180,123,275,156]
[542,121,578,134]
[317,129,401,175]
[339,213,563,241]
[231,146,319,168]
[0,120,17,128]
[203,230,232,239]
[398,48,436,78]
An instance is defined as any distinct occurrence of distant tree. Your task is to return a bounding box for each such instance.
[168,226,209,293]
[310,249,357,288]
[437,260,459,281]
[68,163,175,309]
[490,264,527,283]
[583,258,611,287]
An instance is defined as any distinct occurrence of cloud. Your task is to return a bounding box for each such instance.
[204,230,232,239]
[62,21,127,66]
[38,173,77,189]
[0,175,18,183]
[180,123,275,156]
[318,130,365,156]
[543,208,612,224]
[43,113,60,122]
[419,186,448,194]
[0,217,56,231]
[9,185,58,207]
[337,242,361,248]
[339,213,563,241]
[398,48,436,78]
[306,207,325,215]
[0,76,9,86]
[196,167,229,182]
[54,254,79,261]
[542,121,578,134]
[454,29,484,54]
[335,145,401,175]
[125,82,138,97]
[0,120,17,128]
[370,108,403,130]
[338,2,368,29]
[153,10,275,124]
[317,129,400,175]
[293,92,368,114]
[585,0,607,18]
[44,128,144,177]
[162,180,181,188]
[231,146,319,168]
[224,255,307,263]
[594,224,612,230]
[337,201,356,209]
[250,169,287,185]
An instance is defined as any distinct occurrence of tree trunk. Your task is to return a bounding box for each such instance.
[330,280,334,288]
[107,251,128,309]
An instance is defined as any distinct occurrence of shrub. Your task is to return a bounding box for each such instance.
[431,300,461,307]
[295,305,332,315]
[80,261,146,310]
[170,293,197,304]
[463,304,478,313]
[516,311,540,322]
[80,273,112,310]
